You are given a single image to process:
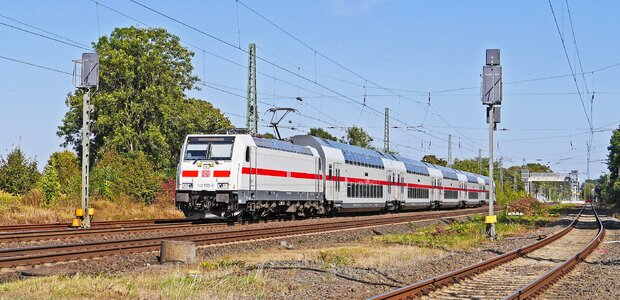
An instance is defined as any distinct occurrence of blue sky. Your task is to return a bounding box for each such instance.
[1,0,619,180]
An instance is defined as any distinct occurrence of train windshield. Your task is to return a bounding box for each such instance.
[184,136,235,161]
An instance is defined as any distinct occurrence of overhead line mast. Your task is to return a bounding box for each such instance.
[246,43,258,135]
[384,107,390,153]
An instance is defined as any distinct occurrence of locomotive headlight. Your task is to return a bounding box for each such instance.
[218,183,229,189]
[181,183,193,189]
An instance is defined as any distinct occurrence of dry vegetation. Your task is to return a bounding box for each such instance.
[0,266,272,300]
[0,190,182,225]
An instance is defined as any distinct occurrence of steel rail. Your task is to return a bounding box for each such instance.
[0,218,191,233]
[0,222,232,243]
[504,204,605,300]
[0,207,489,268]
[369,206,588,300]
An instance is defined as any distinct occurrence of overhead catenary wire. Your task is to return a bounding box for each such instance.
[235,0,484,152]
[0,55,73,75]
[126,0,476,155]
[5,2,615,166]
[548,0,591,129]
[0,21,93,51]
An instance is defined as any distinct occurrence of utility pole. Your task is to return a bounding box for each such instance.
[513,174,517,191]
[246,43,258,135]
[478,148,482,174]
[384,107,390,152]
[499,156,504,193]
[73,53,99,228]
[448,134,452,167]
[481,49,502,240]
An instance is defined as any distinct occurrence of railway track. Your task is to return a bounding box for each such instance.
[370,205,605,300]
[0,207,489,268]
[0,221,233,243]
[0,218,192,233]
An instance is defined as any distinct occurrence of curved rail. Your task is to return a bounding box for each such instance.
[370,205,594,300]
[504,204,605,299]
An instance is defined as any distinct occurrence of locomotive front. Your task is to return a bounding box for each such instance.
[175,135,242,218]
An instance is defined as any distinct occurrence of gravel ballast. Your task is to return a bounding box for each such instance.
[540,209,620,300]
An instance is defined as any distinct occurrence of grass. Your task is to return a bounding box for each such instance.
[0,267,270,300]
[375,213,554,251]
[546,203,578,216]
[200,257,246,270]
[0,190,183,225]
[225,243,443,269]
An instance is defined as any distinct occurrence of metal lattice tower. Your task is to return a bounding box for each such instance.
[499,156,504,192]
[246,43,258,134]
[73,53,99,229]
[447,134,452,167]
[478,148,482,173]
[384,107,390,152]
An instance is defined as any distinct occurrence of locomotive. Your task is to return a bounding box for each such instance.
[174,133,490,219]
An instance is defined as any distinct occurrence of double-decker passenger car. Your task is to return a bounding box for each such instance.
[175,133,490,219]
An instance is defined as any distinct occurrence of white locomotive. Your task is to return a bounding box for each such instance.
[175,133,490,219]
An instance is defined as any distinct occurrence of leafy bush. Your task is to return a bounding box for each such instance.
[47,151,81,198]
[91,151,162,202]
[39,164,61,206]
[0,146,40,195]
[496,188,529,205]
[154,178,176,206]
[506,197,544,216]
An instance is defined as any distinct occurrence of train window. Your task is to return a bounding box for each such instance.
[245,147,250,162]
[337,169,341,191]
[328,165,332,180]
[347,184,352,197]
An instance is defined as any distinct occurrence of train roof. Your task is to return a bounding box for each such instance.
[312,137,387,168]
[455,170,484,183]
[427,164,459,180]
[288,135,489,182]
[393,155,430,175]
[253,137,314,156]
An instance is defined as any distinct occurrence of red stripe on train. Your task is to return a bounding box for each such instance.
[213,170,231,177]
[239,167,489,192]
[182,170,199,177]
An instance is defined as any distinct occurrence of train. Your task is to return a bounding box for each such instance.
[174,133,490,219]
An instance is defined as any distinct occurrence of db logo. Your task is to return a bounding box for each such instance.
[201,170,211,177]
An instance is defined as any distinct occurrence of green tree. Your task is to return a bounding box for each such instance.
[309,128,338,141]
[47,151,81,197]
[0,146,40,195]
[598,126,620,205]
[607,125,620,183]
[346,127,373,148]
[257,132,276,139]
[422,155,448,167]
[39,164,61,205]
[581,180,596,200]
[57,27,231,174]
